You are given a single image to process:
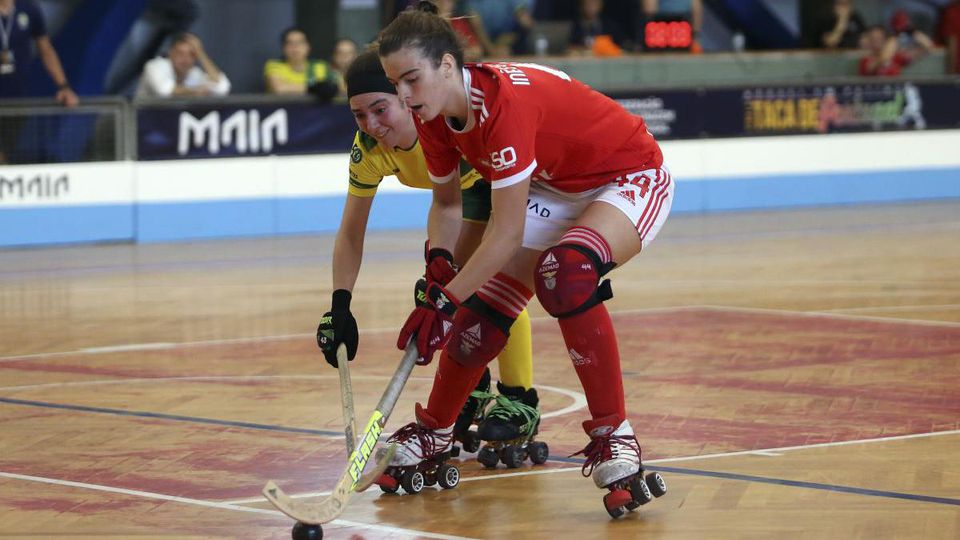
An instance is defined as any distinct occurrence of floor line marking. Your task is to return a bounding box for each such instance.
[4,302,958,363]
[0,306,700,362]
[0,471,476,540]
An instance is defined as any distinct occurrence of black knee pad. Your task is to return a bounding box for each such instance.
[534,244,614,319]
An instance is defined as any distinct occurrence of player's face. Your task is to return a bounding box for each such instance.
[349,92,415,149]
[381,47,456,123]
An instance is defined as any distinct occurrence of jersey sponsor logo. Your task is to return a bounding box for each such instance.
[538,252,559,290]
[569,348,591,366]
[489,147,517,171]
[351,144,363,163]
[617,190,637,206]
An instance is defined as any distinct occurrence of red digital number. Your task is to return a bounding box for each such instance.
[645,21,692,49]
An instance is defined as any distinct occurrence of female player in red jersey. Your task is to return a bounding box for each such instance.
[375,2,672,515]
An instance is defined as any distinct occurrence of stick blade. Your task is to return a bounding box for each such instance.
[355,443,397,492]
[262,478,351,525]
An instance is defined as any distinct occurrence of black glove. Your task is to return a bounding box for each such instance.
[414,278,429,308]
[317,289,359,368]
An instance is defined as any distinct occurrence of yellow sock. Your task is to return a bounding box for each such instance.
[495,309,533,390]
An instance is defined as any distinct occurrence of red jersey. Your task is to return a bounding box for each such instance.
[415,62,662,193]
[859,52,911,76]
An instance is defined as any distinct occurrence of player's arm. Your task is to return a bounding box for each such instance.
[332,193,376,292]
[426,170,463,255]
[34,36,77,107]
[444,177,529,301]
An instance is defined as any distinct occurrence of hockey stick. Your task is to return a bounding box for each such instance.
[336,343,389,493]
[336,344,358,455]
[263,342,418,524]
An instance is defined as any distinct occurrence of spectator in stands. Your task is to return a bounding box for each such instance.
[464,0,535,56]
[569,0,626,56]
[437,0,484,60]
[936,0,960,74]
[263,27,338,101]
[640,0,702,52]
[857,22,934,77]
[329,37,358,97]
[104,0,199,95]
[135,32,229,98]
[0,0,78,106]
[815,0,867,49]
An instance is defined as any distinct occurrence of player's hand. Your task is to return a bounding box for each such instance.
[424,241,457,285]
[317,289,359,368]
[397,282,459,365]
[413,278,429,307]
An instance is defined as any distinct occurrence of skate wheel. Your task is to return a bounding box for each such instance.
[628,476,653,507]
[423,468,438,487]
[528,441,549,465]
[437,463,460,489]
[501,445,525,469]
[478,446,499,469]
[376,473,399,494]
[461,430,481,453]
[400,469,425,495]
[645,472,667,497]
[603,489,633,519]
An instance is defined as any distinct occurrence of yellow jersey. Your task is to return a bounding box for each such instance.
[263,59,335,87]
[348,130,482,198]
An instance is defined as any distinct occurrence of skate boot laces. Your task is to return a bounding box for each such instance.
[388,422,454,460]
[571,433,641,478]
[486,393,540,434]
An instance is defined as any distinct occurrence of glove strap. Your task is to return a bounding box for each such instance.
[427,247,454,264]
[331,289,352,311]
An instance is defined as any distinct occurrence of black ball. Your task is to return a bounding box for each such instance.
[292,521,323,540]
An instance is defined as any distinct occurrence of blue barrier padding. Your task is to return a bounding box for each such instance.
[0,204,133,246]
[273,192,431,235]
[3,167,957,247]
[137,199,275,242]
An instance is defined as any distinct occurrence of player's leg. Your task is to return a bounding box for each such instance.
[534,167,673,493]
[383,257,539,467]
[454,180,537,448]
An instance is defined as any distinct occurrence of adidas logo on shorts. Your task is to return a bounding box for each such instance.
[617,190,637,206]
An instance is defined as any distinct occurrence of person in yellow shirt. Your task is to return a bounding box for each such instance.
[317,49,541,458]
[264,26,339,101]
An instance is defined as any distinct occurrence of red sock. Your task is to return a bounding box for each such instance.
[558,303,626,420]
[425,350,488,427]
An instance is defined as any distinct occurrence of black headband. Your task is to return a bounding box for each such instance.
[346,66,397,98]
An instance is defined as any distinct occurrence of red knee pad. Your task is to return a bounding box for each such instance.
[535,244,613,319]
[447,296,512,368]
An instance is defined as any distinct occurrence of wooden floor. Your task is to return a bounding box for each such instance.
[1,200,959,539]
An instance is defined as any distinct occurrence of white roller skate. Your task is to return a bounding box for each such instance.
[374,404,461,495]
[572,414,667,518]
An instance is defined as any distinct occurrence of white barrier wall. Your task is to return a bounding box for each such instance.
[2,130,958,247]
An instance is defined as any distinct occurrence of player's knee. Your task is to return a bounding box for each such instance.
[447,296,512,368]
[534,244,614,319]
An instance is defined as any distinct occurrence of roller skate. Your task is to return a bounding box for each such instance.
[374,404,462,495]
[475,382,549,469]
[452,368,493,453]
[572,414,666,519]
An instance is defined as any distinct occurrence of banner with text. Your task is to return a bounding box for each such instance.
[137,101,356,160]
[609,80,960,139]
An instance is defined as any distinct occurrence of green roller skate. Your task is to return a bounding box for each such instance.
[475,381,549,469]
[452,367,492,453]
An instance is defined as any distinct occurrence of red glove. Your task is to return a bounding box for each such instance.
[424,241,458,285]
[397,282,460,365]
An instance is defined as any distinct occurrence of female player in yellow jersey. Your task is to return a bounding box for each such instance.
[316,49,541,459]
